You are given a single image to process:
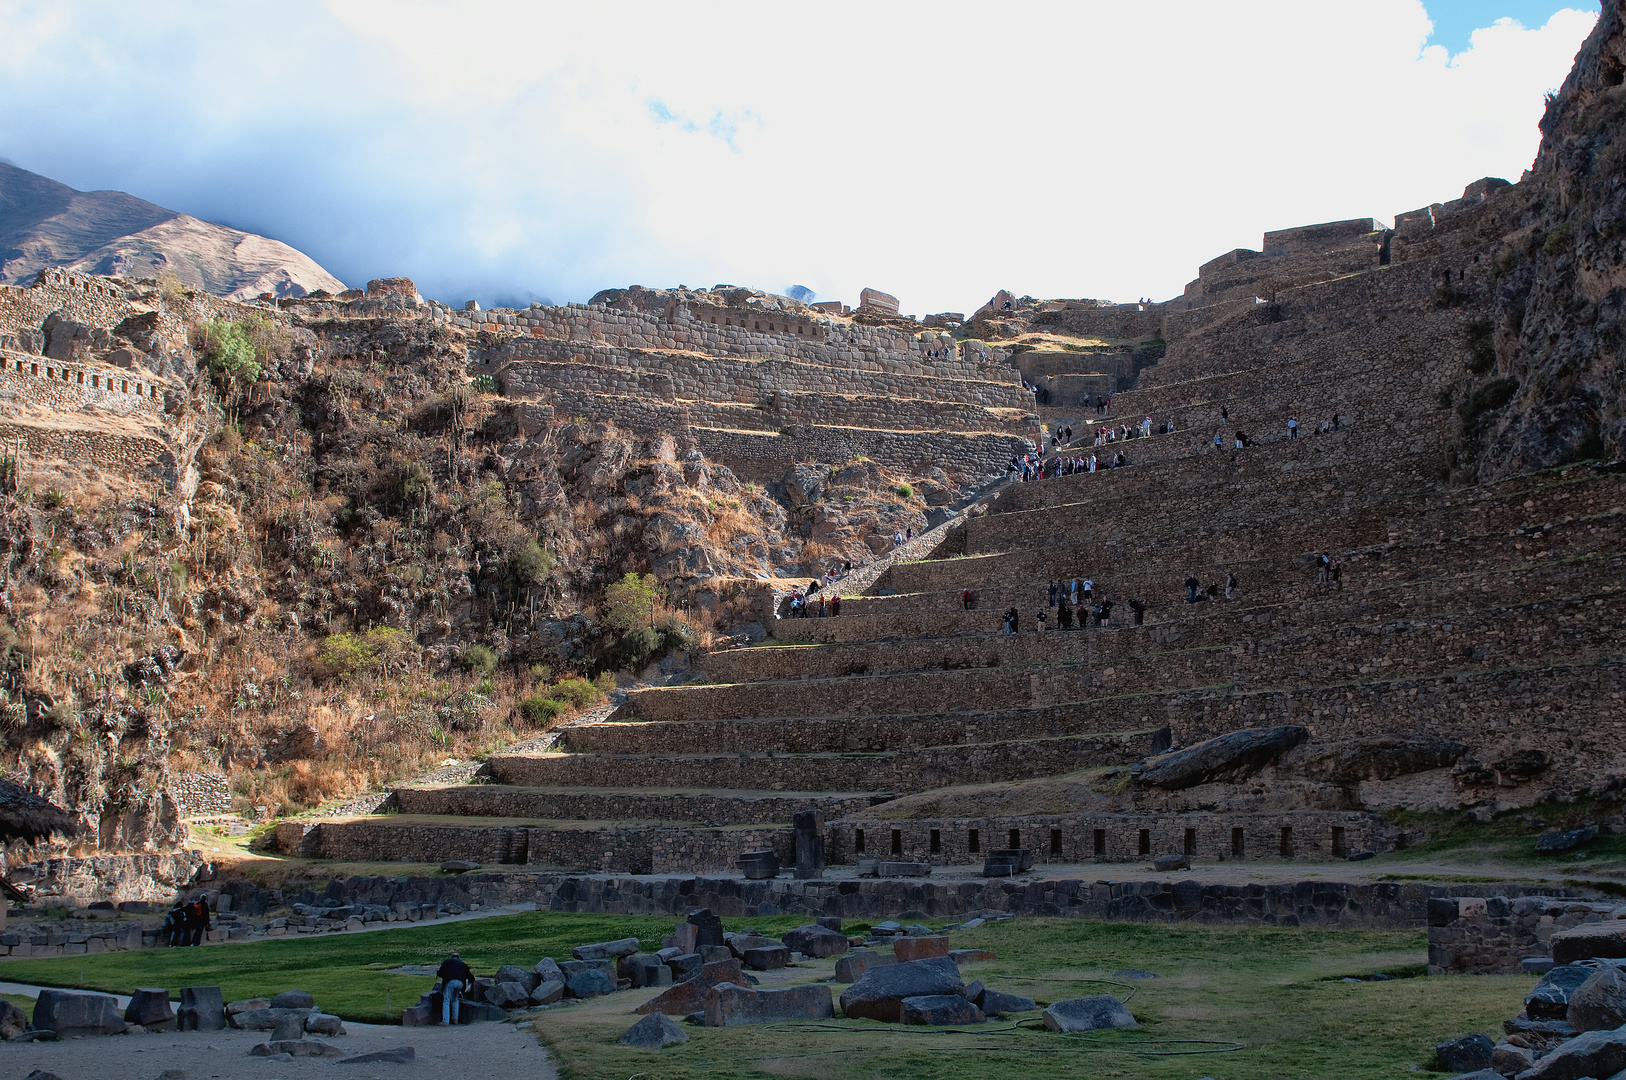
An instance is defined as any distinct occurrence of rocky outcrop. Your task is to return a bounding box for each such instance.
[1137,726,1308,789]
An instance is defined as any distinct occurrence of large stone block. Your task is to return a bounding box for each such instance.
[1515,1027,1626,1080]
[33,989,125,1038]
[783,924,848,958]
[1041,996,1137,1033]
[495,965,540,992]
[125,988,175,1030]
[178,986,226,1031]
[1551,922,1626,964]
[744,945,790,971]
[637,957,747,1016]
[565,970,616,999]
[901,994,984,1026]
[840,957,964,1023]
[1567,965,1626,1032]
[894,936,950,962]
[704,982,834,1027]
[619,1012,689,1050]
[232,1007,314,1030]
[1434,1033,1493,1073]
[573,937,641,961]
[835,949,895,983]
[1526,965,1596,1019]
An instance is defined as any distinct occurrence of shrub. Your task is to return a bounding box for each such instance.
[894,484,914,499]
[550,676,604,708]
[528,663,553,684]
[316,633,372,679]
[199,318,263,390]
[593,671,616,694]
[519,696,568,723]
[604,573,660,633]
[1465,319,1497,375]
[460,644,498,674]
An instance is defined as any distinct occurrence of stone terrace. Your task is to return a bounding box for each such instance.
[307,180,1625,877]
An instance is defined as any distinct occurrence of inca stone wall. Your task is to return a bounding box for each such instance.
[1426,895,1622,974]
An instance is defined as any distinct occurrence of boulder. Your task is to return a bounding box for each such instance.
[835,949,896,983]
[559,959,615,980]
[620,953,673,987]
[1434,1033,1494,1073]
[338,1048,416,1064]
[1,999,31,1039]
[702,945,734,964]
[666,952,703,982]
[950,949,997,964]
[901,994,984,1026]
[743,945,790,971]
[565,970,616,999]
[1567,965,1626,1032]
[270,990,315,1010]
[1527,965,1598,1018]
[894,936,950,962]
[618,1012,689,1050]
[638,958,748,1016]
[272,1013,306,1042]
[1041,996,1137,1033]
[783,924,849,958]
[1514,1027,1626,1079]
[530,980,564,1006]
[441,860,480,872]
[1536,826,1599,853]
[124,988,176,1030]
[225,997,269,1016]
[305,1012,345,1036]
[1152,854,1191,872]
[840,957,965,1023]
[668,921,700,953]
[687,909,726,949]
[399,1004,435,1027]
[32,990,125,1038]
[977,989,1037,1016]
[574,937,642,961]
[1137,726,1308,789]
[487,981,532,1009]
[495,965,540,993]
[1491,1041,1536,1075]
[179,986,226,1032]
[728,933,784,958]
[817,917,843,931]
[534,957,564,982]
[1552,922,1626,964]
[457,1001,507,1023]
[704,983,834,1027]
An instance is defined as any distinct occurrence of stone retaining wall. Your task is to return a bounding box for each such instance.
[391,787,877,826]
[695,426,1028,483]
[1426,895,1623,974]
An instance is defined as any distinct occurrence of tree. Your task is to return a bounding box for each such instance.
[603,572,660,633]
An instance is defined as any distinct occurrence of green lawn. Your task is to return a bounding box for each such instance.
[0,911,812,1023]
[0,913,1533,1078]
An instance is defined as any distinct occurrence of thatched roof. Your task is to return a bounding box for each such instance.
[0,780,80,845]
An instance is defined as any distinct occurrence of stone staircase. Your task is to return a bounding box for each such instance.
[302,208,1626,876]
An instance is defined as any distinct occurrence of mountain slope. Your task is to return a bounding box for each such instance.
[0,160,344,300]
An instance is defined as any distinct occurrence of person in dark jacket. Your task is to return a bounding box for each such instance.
[438,952,475,1024]
[163,901,186,948]
[188,897,211,946]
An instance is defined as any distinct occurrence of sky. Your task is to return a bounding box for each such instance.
[0,1,1604,314]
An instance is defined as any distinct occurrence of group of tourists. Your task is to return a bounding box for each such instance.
[787,587,842,618]
[1315,552,1344,587]
[162,895,212,947]
[1184,571,1241,604]
[1092,395,1112,415]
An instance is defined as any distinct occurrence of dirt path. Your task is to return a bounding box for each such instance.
[0,1015,557,1080]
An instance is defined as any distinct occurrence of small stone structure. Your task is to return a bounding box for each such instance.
[1427,895,1624,974]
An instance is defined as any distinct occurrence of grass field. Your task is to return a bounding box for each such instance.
[0,912,1532,1078]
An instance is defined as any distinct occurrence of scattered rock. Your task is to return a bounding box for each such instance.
[338,1047,416,1064]
[1152,854,1191,872]
[835,949,895,983]
[977,989,1037,1016]
[271,1013,306,1042]
[1435,1033,1494,1073]
[949,949,996,964]
[25,1071,65,1080]
[900,994,984,1026]
[1041,996,1138,1033]
[455,1001,507,1023]
[495,965,541,993]
[638,957,748,1016]
[178,987,226,1032]
[1535,826,1599,853]
[440,860,480,873]
[124,988,176,1031]
[573,937,641,961]
[0,999,31,1039]
[305,1012,345,1036]
[530,979,564,1006]
[269,990,315,1010]
[225,997,269,1016]
[783,924,850,958]
[1551,922,1626,964]
[565,969,616,999]
[1567,964,1626,1032]
[666,952,703,982]
[618,1012,690,1050]
[251,1038,346,1058]
[1526,965,1597,1018]
[1491,1041,1536,1075]
[840,957,965,1023]
[704,982,834,1026]
[743,945,790,971]
[534,957,564,982]
[1514,1026,1626,1079]
[32,989,125,1038]
[1138,725,1308,789]
[893,936,950,962]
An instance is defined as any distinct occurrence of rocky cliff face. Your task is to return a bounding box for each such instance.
[1483,1,1626,479]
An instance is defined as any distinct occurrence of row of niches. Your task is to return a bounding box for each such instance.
[0,350,169,401]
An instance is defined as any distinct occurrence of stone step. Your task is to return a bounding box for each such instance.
[389,785,888,826]
[488,729,1159,795]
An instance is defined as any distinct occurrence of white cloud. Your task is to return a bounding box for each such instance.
[0,0,1599,312]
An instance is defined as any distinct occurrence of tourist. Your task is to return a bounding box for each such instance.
[893,531,904,547]
[906,526,913,541]
[1221,405,1229,423]
[1035,609,1047,633]
[1058,602,1074,630]
[817,595,827,618]
[1048,580,1059,607]
[1331,413,1341,431]
[1316,552,1331,585]
[1069,578,1080,605]
[1234,431,1247,449]
[1082,577,1093,603]
[1329,558,1343,588]
[438,952,474,1025]
[1075,600,1090,628]
[1206,581,1220,602]
[1185,574,1200,604]
[163,901,186,948]
[962,588,973,610]
[188,895,211,946]
[830,595,841,616]
[1225,571,1238,600]
[1288,417,1299,440]
[1214,432,1224,452]
[1128,597,1147,626]
[1099,598,1115,627]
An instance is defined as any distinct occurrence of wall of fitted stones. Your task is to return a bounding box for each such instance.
[390,786,877,826]
[831,809,1391,866]
[169,773,232,817]
[0,420,172,477]
[1030,305,1165,341]
[1426,896,1622,974]
[694,426,1030,482]
[0,351,170,416]
[0,270,137,339]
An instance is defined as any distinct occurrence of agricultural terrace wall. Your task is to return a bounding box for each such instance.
[0,269,137,338]
[306,819,794,875]
[694,426,1030,482]
[390,787,879,826]
[0,421,174,478]
[1031,304,1164,341]
[0,350,171,415]
[1390,179,1521,266]
[832,810,1391,867]
[445,299,1010,383]
[496,348,1030,409]
[684,397,1030,437]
